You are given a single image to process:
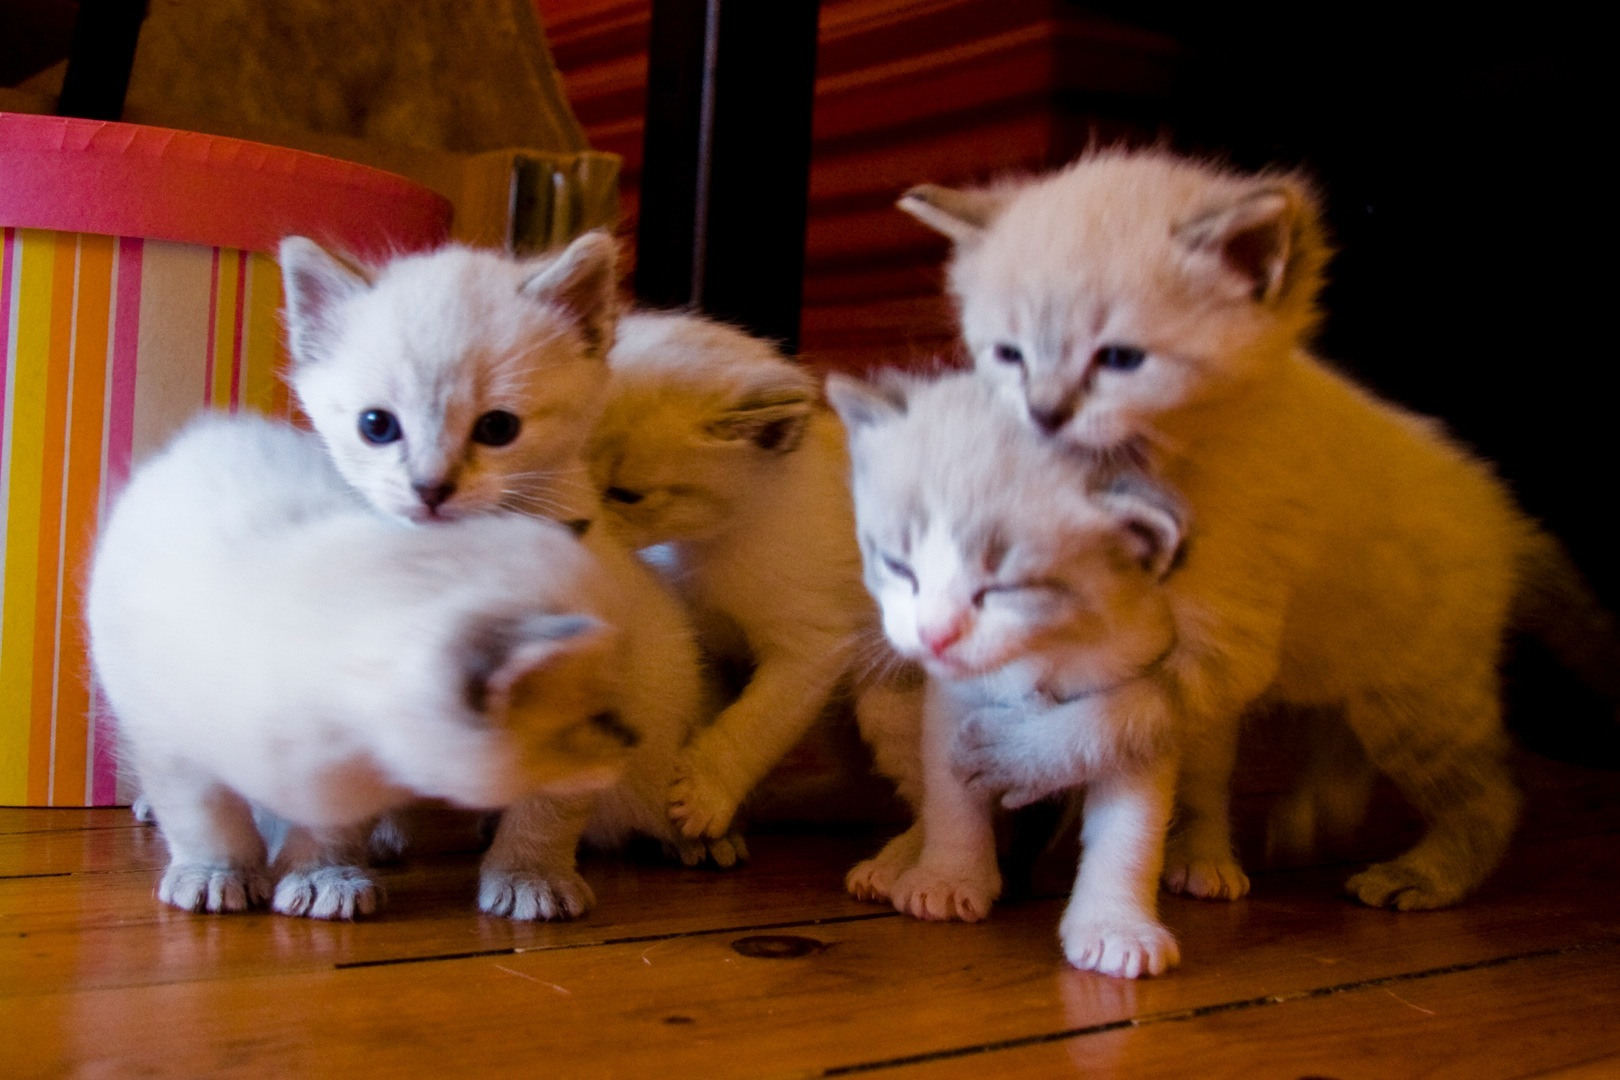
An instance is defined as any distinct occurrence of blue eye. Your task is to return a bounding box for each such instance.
[358,409,401,445]
[993,343,1025,365]
[1094,345,1146,371]
[472,410,521,447]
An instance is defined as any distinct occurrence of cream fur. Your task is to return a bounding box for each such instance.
[89,414,645,918]
[829,371,1185,977]
[905,148,1565,909]
[590,311,914,840]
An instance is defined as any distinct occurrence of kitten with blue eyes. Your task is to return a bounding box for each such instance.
[280,230,619,526]
[828,370,1188,978]
[901,147,1620,911]
[280,236,735,919]
[589,311,918,842]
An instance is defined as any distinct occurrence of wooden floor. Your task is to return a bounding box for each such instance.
[3,753,1618,1079]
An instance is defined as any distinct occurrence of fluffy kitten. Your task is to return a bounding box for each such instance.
[89,414,642,918]
[589,311,911,840]
[829,371,1188,978]
[901,148,1617,909]
[283,243,733,913]
[280,229,618,527]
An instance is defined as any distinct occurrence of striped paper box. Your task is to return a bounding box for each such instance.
[1,114,452,806]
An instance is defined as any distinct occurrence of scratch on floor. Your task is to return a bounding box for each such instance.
[494,964,572,995]
[1382,987,1436,1016]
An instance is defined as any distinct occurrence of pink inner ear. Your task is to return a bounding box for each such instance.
[1222,215,1290,301]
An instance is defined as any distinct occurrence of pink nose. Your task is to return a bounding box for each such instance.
[919,621,966,657]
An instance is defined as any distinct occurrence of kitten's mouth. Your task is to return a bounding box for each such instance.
[407,503,461,524]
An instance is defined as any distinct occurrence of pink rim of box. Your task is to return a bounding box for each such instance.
[0,113,452,257]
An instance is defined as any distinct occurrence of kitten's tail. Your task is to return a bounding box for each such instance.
[1512,529,1620,722]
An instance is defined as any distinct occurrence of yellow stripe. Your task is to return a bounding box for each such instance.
[242,252,283,416]
[211,250,240,408]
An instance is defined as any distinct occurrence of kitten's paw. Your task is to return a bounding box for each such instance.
[667,753,744,840]
[669,831,750,870]
[1161,848,1250,901]
[844,828,923,903]
[890,862,1002,922]
[272,865,381,920]
[1059,915,1180,979]
[1345,860,1466,911]
[366,814,410,864]
[158,863,271,913]
[131,794,155,824]
[478,867,595,920]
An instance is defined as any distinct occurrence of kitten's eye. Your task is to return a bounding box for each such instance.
[472,410,522,447]
[604,486,644,505]
[1093,345,1147,372]
[358,409,402,445]
[881,555,918,593]
[993,342,1025,366]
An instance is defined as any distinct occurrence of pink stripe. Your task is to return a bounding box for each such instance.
[203,247,220,404]
[91,235,142,806]
[229,249,246,411]
[0,228,15,453]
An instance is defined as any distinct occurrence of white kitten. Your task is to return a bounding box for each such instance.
[829,371,1187,978]
[903,148,1617,909]
[89,414,643,919]
[280,230,619,526]
[590,311,915,841]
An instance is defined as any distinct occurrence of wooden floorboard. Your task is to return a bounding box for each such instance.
[2,755,1617,1079]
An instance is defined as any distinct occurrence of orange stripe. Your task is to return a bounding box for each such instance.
[211,250,240,408]
[243,252,281,415]
[51,234,114,804]
[27,234,77,804]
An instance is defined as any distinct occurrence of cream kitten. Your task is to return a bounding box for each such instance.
[829,371,1188,978]
[902,148,1617,909]
[589,311,912,841]
[89,414,642,918]
[280,230,619,527]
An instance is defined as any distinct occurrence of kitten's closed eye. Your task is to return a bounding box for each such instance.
[472,410,522,447]
[881,554,918,592]
[972,579,1070,608]
[604,486,644,505]
[1094,345,1146,372]
[994,343,1025,365]
[359,409,402,445]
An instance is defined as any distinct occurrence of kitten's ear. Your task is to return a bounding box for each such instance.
[461,613,622,732]
[825,373,909,433]
[1095,477,1188,581]
[1172,182,1315,305]
[521,230,620,358]
[278,236,372,366]
[897,184,1003,245]
[707,377,816,454]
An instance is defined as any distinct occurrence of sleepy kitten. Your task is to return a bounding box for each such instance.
[89,414,642,918]
[280,229,619,526]
[589,311,916,841]
[902,148,1618,909]
[829,371,1187,978]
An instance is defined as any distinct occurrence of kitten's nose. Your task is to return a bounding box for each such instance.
[413,479,456,511]
[919,620,966,657]
[1028,403,1073,436]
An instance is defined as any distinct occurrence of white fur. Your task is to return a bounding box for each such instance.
[89,414,646,918]
[829,371,1184,977]
[281,231,619,525]
[908,148,1541,909]
[591,311,914,840]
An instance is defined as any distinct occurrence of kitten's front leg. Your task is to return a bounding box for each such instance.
[1060,754,1180,978]
[889,687,1001,922]
[140,765,271,913]
[272,822,381,920]
[669,645,847,839]
[480,792,597,920]
[1162,708,1250,901]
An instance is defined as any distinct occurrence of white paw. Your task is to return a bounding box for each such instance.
[1345,860,1464,911]
[272,865,380,920]
[1162,844,1250,900]
[131,794,156,824]
[844,829,922,903]
[669,830,750,869]
[478,867,595,920]
[1059,915,1180,978]
[158,863,271,913]
[890,861,1002,922]
[667,751,744,840]
[366,814,410,864]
